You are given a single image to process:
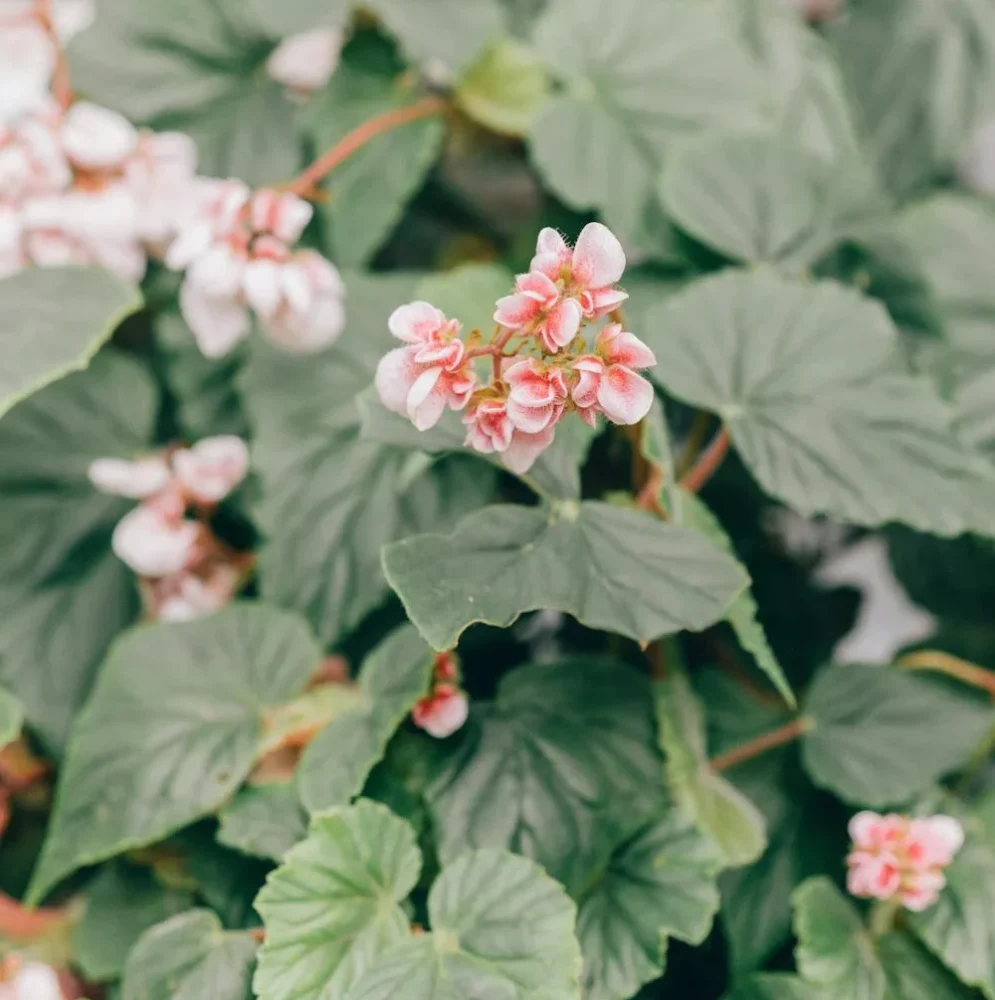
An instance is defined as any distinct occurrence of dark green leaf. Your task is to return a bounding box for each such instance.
[218,783,309,862]
[725,974,825,1000]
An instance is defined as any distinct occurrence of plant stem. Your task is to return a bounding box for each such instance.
[710,716,812,773]
[680,425,730,493]
[677,410,713,478]
[897,650,995,699]
[869,898,901,937]
[286,95,448,197]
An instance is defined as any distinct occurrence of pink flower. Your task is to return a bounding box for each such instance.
[571,323,656,426]
[125,130,198,250]
[60,102,138,172]
[172,435,249,505]
[502,424,556,474]
[111,506,201,578]
[846,811,964,913]
[261,250,346,353]
[463,397,514,455]
[412,683,469,739]
[249,188,313,245]
[494,271,583,353]
[178,242,252,357]
[375,302,477,431]
[266,29,343,96]
[88,455,172,499]
[504,357,568,434]
[166,178,250,271]
[0,109,70,202]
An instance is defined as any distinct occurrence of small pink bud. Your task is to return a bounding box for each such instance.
[266,29,343,95]
[412,683,469,739]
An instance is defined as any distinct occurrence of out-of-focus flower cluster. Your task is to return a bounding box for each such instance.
[846,810,964,912]
[375,224,657,474]
[89,436,251,622]
[411,652,469,739]
[0,956,66,1000]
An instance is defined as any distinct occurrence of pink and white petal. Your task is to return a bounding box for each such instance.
[502,426,555,474]
[112,506,200,578]
[570,360,603,410]
[585,286,629,319]
[173,435,249,503]
[494,291,540,329]
[516,269,559,301]
[242,257,284,320]
[600,327,657,369]
[535,227,569,258]
[389,300,445,343]
[597,365,655,425]
[186,244,246,298]
[375,346,420,415]
[920,815,965,866]
[529,250,566,281]
[179,279,251,358]
[60,101,138,171]
[540,296,583,351]
[412,685,469,738]
[267,291,345,353]
[506,397,555,434]
[848,811,885,850]
[446,370,477,410]
[88,455,171,498]
[407,366,447,430]
[572,222,626,288]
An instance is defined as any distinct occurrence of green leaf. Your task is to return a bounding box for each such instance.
[656,667,767,868]
[240,273,495,646]
[344,850,581,1000]
[27,604,322,904]
[122,909,258,1000]
[456,38,550,137]
[0,267,140,421]
[426,659,662,893]
[0,351,155,753]
[529,0,767,257]
[878,933,979,1000]
[69,0,301,185]
[801,663,993,807]
[383,500,747,650]
[577,807,723,1000]
[660,131,887,270]
[313,46,445,268]
[415,263,513,335]
[248,0,350,36]
[829,0,995,198]
[725,974,825,1000]
[254,800,421,1000]
[792,877,884,1000]
[651,270,995,536]
[0,687,23,748]
[675,488,793,705]
[218,783,309,862]
[366,0,505,73]
[298,626,434,813]
[73,862,193,982]
[908,836,995,999]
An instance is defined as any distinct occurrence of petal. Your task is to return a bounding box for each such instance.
[517,269,559,301]
[539,297,582,351]
[267,291,346,354]
[13,964,63,1000]
[572,222,626,288]
[848,811,883,850]
[389,300,446,343]
[412,685,469,738]
[529,251,565,281]
[267,28,343,93]
[494,291,540,329]
[597,365,655,424]
[571,364,602,410]
[375,346,419,415]
[502,425,555,474]
[173,435,249,503]
[112,507,200,577]
[536,226,569,258]
[88,455,171,498]
[585,286,629,320]
[243,258,284,320]
[407,367,447,430]
[507,397,555,434]
[179,278,251,358]
[60,101,138,171]
[599,326,657,369]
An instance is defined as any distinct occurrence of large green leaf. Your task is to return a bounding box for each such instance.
[27,605,322,904]
[218,782,309,862]
[577,806,723,1000]
[801,663,993,807]
[73,862,193,982]
[656,667,767,868]
[426,659,662,894]
[725,975,824,1000]
[829,0,995,198]
[298,626,434,813]
[248,0,350,35]
[344,850,582,1000]
[122,909,258,1000]
[254,800,421,1000]
[240,273,495,646]
[660,131,887,270]
[0,267,140,420]
[651,270,995,536]
[383,500,747,650]
[879,933,979,1000]
[0,351,155,753]
[529,0,767,257]
[0,687,22,748]
[69,0,301,185]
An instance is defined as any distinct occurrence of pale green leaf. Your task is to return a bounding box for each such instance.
[0,267,140,420]
[218,783,309,862]
[73,862,193,982]
[801,663,993,807]
[345,850,581,1000]
[651,270,995,536]
[69,0,301,185]
[254,800,421,1000]
[426,659,662,894]
[27,604,322,904]
[383,500,747,650]
[725,974,825,1000]
[879,933,979,1000]
[298,625,434,812]
[577,806,723,1000]
[248,0,350,36]
[656,667,767,868]
[240,274,495,646]
[660,131,887,270]
[0,351,155,753]
[416,263,513,335]
[122,909,258,1000]
[0,687,22,748]
[792,877,884,1000]
[530,0,767,257]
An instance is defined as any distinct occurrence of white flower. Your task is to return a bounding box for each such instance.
[88,455,172,498]
[125,130,198,250]
[262,250,346,353]
[266,29,343,95]
[60,101,138,172]
[112,506,200,577]
[172,435,249,504]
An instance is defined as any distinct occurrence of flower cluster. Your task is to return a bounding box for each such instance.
[411,652,469,739]
[89,436,251,621]
[0,956,66,1000]
[375,224,657,474]
[846,810,964,912]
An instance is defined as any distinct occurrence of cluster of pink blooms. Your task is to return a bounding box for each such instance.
[411,652,469,739]
[89,436,251,622]
[165,184,345,358]
[375,224,657,474]
[846,810,964,912]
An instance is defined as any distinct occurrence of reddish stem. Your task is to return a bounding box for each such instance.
[898,650,995,699]
[286,96,448,197]
[0,893,66,938]
[679,425,730,494]
[710,717,812,773]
